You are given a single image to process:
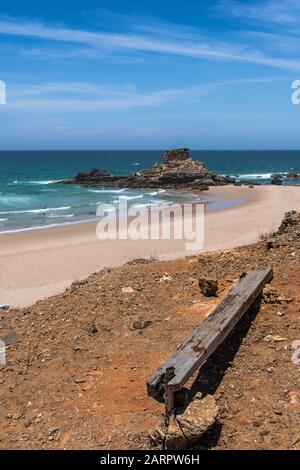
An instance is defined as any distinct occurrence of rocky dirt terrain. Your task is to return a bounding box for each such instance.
[0,212,300,450]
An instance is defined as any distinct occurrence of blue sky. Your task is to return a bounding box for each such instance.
[0,0,300,149]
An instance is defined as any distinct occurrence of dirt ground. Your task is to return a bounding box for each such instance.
[0,212,299,450]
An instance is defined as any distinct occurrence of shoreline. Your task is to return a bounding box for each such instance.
[0,187,237,236]
[1,185,299,308]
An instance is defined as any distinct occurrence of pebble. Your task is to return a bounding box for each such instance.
[132,320,152,330]
[122,287,134,294]
[159,275,173,283]
[48,426,60,436]
[74,378,86,384]
[273,405,283,416]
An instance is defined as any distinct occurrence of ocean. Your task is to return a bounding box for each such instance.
[0,150,299,233]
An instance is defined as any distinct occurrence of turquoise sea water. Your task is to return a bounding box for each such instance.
[0,150,299,233]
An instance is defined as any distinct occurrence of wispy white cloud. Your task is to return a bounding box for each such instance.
[1,17,300,72]
[218,0,300,25]
[20,46,106,60]
[5,77,285,113]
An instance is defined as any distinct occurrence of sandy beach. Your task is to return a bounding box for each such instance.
[1,185,300,307]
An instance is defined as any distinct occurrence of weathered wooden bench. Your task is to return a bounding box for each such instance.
[147,268,273,414]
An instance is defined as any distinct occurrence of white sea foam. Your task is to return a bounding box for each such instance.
[0,195,34,205]
[87,188,126,194]
[29,180,61,185]
[0,206,71,215]
[155,199,172,204]
[47,214,74,219]
[236,173,273,179]
[123,194,144,200]
[0,218,8,222]
[149,189,166,196]
[112,194,144,204]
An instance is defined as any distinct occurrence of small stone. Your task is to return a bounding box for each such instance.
[199,278,218,297]
[259,430,270,437]
[132,320,152,330]
[277,295,294,303]
[48,426,60,436]
[151,395,218,450]
[159,275,173,283]
[110,330,120,337]
[262,286,280,304]
[74,378,86,384]
[188,277,198,288]
[174,395,218,447]
[273,404,283,415]
[263,335,287,343]
[122,287,134,294]
[287,391,299,405]
[87,323,98,335]
[82,383,92,391]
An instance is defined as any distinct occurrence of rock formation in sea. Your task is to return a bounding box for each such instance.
[61,148,235,190]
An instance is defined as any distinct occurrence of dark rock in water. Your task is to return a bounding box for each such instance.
[271,177,283,186]
[89,168,111,178]
[271,173,283,179]
[75,168,111,181]
[197,184,210,191]
[62,148,236,190]
[240,179,261,186]
[190,179,210,190]
[199,278,218,297]
[271,174,283,185]
[287,172,299,179]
